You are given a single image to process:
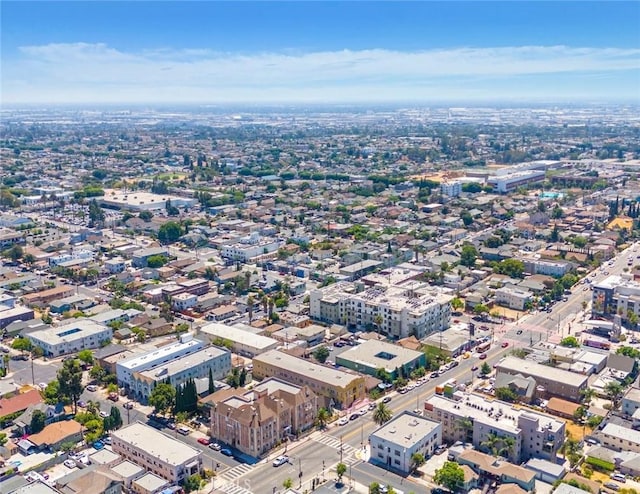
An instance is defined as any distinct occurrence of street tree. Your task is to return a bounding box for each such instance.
[336,462,347,483]
[460,244,478,267]
[373,402,392,425]
[148,383,176,416]
[12,338,32,355]
[316,408,330,429]
[77,349,94,366]
[57,359,83,413]
[158,221,183,244]
[30,410,46,433]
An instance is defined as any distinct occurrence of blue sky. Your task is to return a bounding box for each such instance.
[2,1,639,105]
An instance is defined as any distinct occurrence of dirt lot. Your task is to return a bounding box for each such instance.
[565,421,592,441]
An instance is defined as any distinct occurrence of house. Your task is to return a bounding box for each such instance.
[24,420,83,451]
[0,389,43,426]
[14,403,66,435]
[457,450,537,492]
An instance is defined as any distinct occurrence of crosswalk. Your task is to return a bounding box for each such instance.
[313,434,361,465]
[218,463,253,483]
[215,480,254,494]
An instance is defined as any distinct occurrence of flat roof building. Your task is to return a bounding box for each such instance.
[99,189,197,212]
[252,350,366,409]
[116,334,204,388]
[199,322,279,357]
[131,346,231,404]
[336,339,426,380]
[111,422,202,483]
[26,319,112,358]
[369,411,442,474]
[495,356,589,402]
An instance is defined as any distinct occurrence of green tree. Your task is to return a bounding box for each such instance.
[57,359,83,413]
[373,402,392,425]
[316,408,330,429]
[88,199,105,226]
[77,349,94,366]
[283,478,293,489]
[208,368,215,395]
[109,406,123,429]
[149,383,176,416]
[89,365,107,383]
[560,336,580,348]
[139,211,154,222]
[158,221,184,244]
[474,304,489,315]
[3,244,23,262]
[146,255,168,268]
[494,259,525,278]
[604,381,624,409]
[460,244,478,267]
[184,474,204,493]
[411,452,426,472]
[336,462,347,483]
[314,346,330,364]
[480,362,491,376]
[434,461,465,492]
[495,387,519,403]
[369,482,381,494]
[451,297,465,311]
[30,409,46,433]
[43,380,64,405]
[12,338,32,355]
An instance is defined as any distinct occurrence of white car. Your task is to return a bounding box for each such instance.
[63,459,76,469]
[273,455,289,467]
[338,417,349,426]
[99,411,109,418]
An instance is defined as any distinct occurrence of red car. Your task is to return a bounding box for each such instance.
[197,438,210,446]
[501,342,509,348]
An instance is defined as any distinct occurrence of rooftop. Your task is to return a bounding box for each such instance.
[370,411,440,448]
[200,322,278,350]
[337,339,423,371]
[496,356,589,387]
[27,319,109,345]
[137,346,229,382]
[254,350,363,387]
[111,422,201,467]
[118,336,203,371]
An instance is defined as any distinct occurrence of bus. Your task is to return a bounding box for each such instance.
[476,342,491,353]
[583,338,611,350]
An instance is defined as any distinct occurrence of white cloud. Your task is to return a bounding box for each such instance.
[3,43,639,103]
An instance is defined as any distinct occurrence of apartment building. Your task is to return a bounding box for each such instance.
[310,282,452,339]
[440,181,462,198]
[111,422,202,483]
[252,350,366,409]
[200,322,279,357]
[131,247,169,268]
[130,346,231,403]
[220,233,280,262]
[26,320,112,357]
[116,334,204,389]
[210,378,318,458]
[593,275,640,325]
[600,423,640,454]
[21,285,75,307]
[495,286,533,311]
[495,356,588,402]
[424,393,565,464]
[522,258,573,277]
[369,411,442,474]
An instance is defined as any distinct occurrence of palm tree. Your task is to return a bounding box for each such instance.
[498,436,516,460]
[373,314,384,336]
[456,417,474,442]
[316,408,330,429]
[480,432,501,456]
[373,402,392,425]
[580,388,596,407]
[247,294,255,323]
[605,381,623,409]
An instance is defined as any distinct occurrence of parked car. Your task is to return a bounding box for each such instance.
[99,411,108,418]
[349,414,359,421]
[220,448,233,457]
[123,402,134,410]
[197,437,210,446]
[604,482,620,491]
[611,474,626,483]
[63,459,77,469]
[93,440,104,450]
[382,396,392,404]
[337,417,349,426]
[501,342,509,348]
[209,443,221,451]
[177,426,190,436]
[86,385,98,392]
[273,455,289,467]
[479,353,487,359]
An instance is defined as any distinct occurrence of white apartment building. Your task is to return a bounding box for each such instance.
[199,322,279,357]
[600,423,640,454]
[220,232,281,262]
[171,293,197,311]
[111,422,202,483]
[495,286,533,311]
[26,320,112,357]
[522,258,573,277]
[440,181,462,197]
[369,411,442,474]
[593,275,640,325]
[48,249,95,266]
[131,346,230,403]
[424,393,565,464]
[310,282,452,339]
[116,334,204,389]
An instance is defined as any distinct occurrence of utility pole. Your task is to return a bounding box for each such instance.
[298,457,302,489]
[340,435,343,464]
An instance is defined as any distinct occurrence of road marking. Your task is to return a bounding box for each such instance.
[313,434,361,465]
[218,463,254,482]
[215,481,254,494]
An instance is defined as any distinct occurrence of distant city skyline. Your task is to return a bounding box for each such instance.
[2,1,639,105]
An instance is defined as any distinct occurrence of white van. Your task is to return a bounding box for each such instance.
[177,426,190,436]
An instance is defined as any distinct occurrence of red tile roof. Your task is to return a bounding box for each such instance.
[0,389,43,418]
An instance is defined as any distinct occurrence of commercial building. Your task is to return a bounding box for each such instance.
[21,285,75,307]
[369,411,441,474]
[99,189,197,212]
[495,286,533,311]
[116,334,204,389]
[26,320,112,357]
[310,282,452,339]
[424,392,565,464]
[209,378,318,458]
[495,356,588,402]
[336,339,426,380]
[199,322,279,357]
[111,422,202,483]
[0,305,34,329]
[252,350,366,409]
[488,170,546,193]
[130,346,231,403]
